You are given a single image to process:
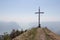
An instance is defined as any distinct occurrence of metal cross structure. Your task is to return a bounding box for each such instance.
[35,7,44,28]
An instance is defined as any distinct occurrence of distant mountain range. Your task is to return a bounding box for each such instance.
[0,21,20,35]
[0,35,4,40]
[0,21,60,35]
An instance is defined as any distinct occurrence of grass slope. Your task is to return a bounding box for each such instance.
[12,27,60,40]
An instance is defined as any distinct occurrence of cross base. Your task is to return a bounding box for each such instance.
[38,24,41,28]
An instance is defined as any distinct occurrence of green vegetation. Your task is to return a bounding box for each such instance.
[3,29,25,40]
[3,28,37,40]
[4,32,11,40]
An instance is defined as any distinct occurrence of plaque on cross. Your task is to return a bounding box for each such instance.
[35,7,44,28]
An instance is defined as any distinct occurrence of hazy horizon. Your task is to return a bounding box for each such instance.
[0,21,60,35]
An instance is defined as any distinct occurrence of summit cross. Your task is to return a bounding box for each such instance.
[35,7,44,28]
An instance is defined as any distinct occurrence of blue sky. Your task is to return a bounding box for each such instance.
[0,0,60,23]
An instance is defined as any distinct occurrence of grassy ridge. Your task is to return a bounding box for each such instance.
[12,27,60,40]
[26,28,37,40]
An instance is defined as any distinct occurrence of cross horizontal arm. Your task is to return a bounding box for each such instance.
[35,12,44,14]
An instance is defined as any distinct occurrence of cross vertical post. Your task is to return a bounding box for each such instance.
[35,7,44,28]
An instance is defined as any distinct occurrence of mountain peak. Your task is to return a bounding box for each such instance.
[12,27,60,40]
